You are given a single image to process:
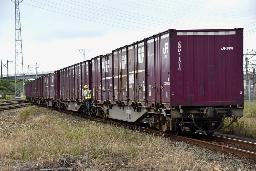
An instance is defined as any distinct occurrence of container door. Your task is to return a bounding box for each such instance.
[171,29,243,106]
[50,73,55,99]
[118,50,122,101]
[91,59,97,100]
[97,57,102,101]
[147,38,156,103]
[71,66,75,101]
[113,51,119,101]
[160,33,170,105]
[128,45,135,101]
[121,47,128,101]
[102,56,106,101]
[108,54,113,102]
[79,63,82,100]
[136,42,146,102]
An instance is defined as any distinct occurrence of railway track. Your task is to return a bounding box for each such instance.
[0,100,30,111]
[171,134,256,161]
[70,112,256,162]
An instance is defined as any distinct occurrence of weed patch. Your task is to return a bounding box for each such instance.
[0,106,254,170]
[221,102,256,138]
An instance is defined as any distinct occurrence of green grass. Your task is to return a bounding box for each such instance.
[244,101,256,117]
[19,107,34,121]
[221,102,256,138]
[0,106,254,170]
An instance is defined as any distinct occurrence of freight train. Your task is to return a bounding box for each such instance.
[25,28,244,136]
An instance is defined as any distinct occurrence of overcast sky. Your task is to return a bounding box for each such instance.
[0,0,255,76]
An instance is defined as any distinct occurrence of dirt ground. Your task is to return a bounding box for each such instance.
[0,106,255,171]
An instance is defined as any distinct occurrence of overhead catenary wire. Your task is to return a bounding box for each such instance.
[22,0,256,35]
[23,0,168,30]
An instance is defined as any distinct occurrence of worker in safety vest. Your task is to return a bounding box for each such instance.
[82,85,92,113]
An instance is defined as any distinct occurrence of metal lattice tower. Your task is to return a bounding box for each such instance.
[13,0,24,97]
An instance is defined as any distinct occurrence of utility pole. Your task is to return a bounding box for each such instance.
[2,60,13,78]
[78,49,86,60]
[35,62,38,78]
[1,60,2,79]
[27,65,30,75]
[13,0,24,97]
[245,53,249,101]
[6,60,12,78]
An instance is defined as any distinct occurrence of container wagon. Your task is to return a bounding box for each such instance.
[25,28,243,135]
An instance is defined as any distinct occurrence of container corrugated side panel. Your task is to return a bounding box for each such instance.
[170,29,243,106]
[91,58,99,101]
[108,54,113,102]
[54,70,60,100]
[74,63,81,100]
[160,33,171,105]
[101,56,107,101]
[147,38,156,104]
[136,42,146,102]
[64,68,68,100]
[81,61,90,99]
[71,66,75,101]
[97,57,102,101]
[43,76,47,98]
[113,51,119,101]
[49,73,55,99]
[121,47,128,101]
[128,45,135,101]
[60,70,64,100]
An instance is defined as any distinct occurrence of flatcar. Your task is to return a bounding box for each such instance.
[25,28,244,135]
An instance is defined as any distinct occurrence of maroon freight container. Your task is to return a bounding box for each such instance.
[101,54,113,102]
[54,70,60,100]
[135,41,146,102]
[60,69,64,100]
[170,28,243,107]
[81,60,91,101]
[146,32,171,106]
[60,68,69,100]
[113,47,128,102]
[74,63,82,101]
[127,44,135,102]
[43,75,47,98]
[38,77,43,98]
[121,47,128,101]
[25,82,32,98]
[91,57,102,101]
[107,53,113,102]
[101,55,107,101]
[113,51,119,101]
[49,73,55,99]
[31,81,35,98]
[70,65,75,101]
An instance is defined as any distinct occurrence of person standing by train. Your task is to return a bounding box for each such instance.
[83,85,92,113]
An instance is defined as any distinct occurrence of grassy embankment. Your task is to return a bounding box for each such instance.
[0,106,254,170]
[222,101,256,138]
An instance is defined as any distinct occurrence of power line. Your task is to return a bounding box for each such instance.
[23,0,168,30]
